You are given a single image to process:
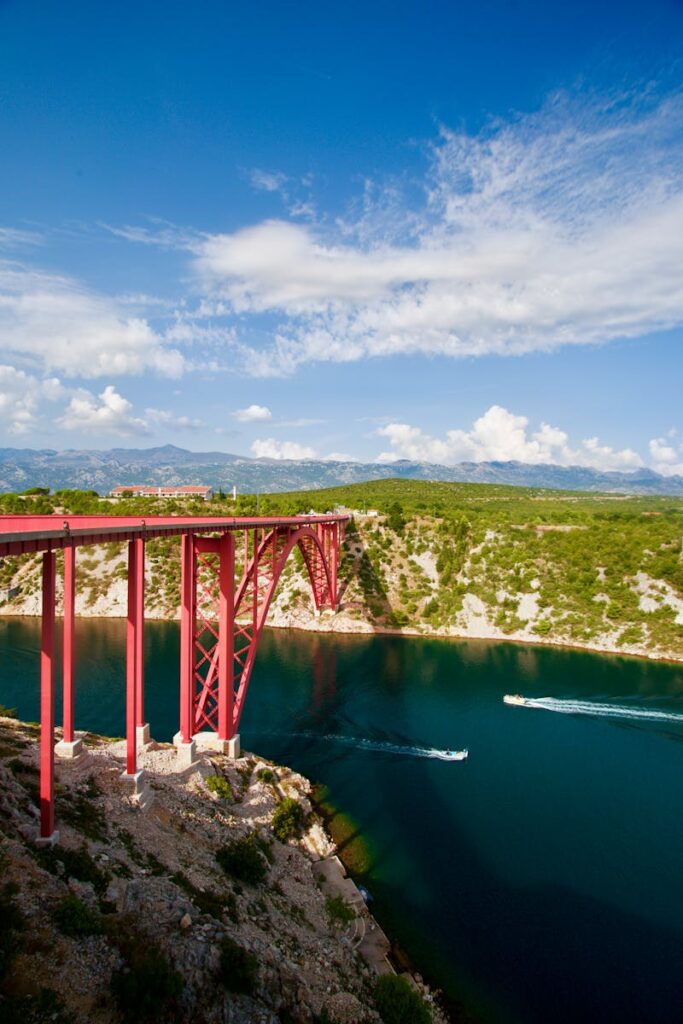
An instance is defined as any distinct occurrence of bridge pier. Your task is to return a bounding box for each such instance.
[38,551,58,844]
[8,512,348,841]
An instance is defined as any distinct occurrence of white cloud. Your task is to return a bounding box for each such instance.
[376,405,644,472]
[58,385,149,436]
[250,438,316,460]
[323,451,356,462]
[0,263,185,378]
[0,227,43,248]
[233,404,272,422]
[191,88,683,376]
[0,365,62,434]
[250,169,288,194]
[145,408,205,430]
[649,435,683,476]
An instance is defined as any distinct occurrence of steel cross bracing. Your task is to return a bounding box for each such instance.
[0,512,348,841]
[185,521,342,739]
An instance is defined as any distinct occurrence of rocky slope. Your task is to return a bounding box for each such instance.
[0,714,445,1024]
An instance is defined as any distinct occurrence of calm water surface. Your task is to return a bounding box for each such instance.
[2,616,683,1023]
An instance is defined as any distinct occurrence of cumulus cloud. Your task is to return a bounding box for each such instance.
[232,404,272,422]
[250,438,316,460]
[58,386,150,436]
[191,88,683,375]
[376,405,644,472]
[649,435,683,476]
[0,365,62,434]
[0,263,185,378]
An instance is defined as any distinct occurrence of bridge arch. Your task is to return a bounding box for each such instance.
[184,521,342,748]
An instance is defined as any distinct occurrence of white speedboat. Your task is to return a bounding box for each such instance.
[503,694,529,707]
[434,748,468,761]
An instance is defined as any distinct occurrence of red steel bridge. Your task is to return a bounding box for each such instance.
[0,513,349,843]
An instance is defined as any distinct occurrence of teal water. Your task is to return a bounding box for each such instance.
[2,616,683,1022]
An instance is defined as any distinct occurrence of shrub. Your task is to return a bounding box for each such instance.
[0,878,24,981]
[374,974,431,1024]
[216,834,267,885]
[257,767,275,783]
[36,844,109,896]
[324,894,355,926]
[107,917,182,1024]
[217,935,257,994]
[0,704,17,718]
[53,895,101,937]
[205,774,234,801]
[271,797,305,842]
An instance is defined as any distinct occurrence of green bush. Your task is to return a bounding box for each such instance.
[271,797,306,842]
[36,844,109,896]
[217,935,257,994]
[205,774,234,801]
[324,894,355,926]
[0,879,24,981]
[107,918,182,1024]
[53,895,101,937]
[257,767,275,783]
[216,834,267,885]
[374,974,431,1024]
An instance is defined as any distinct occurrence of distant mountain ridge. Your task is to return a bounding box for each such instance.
[1,444,682,496]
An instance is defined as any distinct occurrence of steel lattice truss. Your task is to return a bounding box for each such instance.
[189,523,341,738]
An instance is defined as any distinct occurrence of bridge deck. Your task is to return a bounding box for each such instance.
[0,513,349,557]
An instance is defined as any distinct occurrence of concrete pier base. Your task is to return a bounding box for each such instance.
[136,723,151,746]
[35,829,60,847]
[192,731,241,758]
[173,732,198,767]
[119,769,153,810]
[54,738,85,760]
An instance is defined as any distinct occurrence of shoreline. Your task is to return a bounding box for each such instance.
[2,606,682,667]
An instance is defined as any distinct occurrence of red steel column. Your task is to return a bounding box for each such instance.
[179,533,195,742]
[125,541,138,776]
[134,537,145,728]
[62,544,76,743]
[330,523,339,608]
[218,532,235,741]
[40,551,56,839]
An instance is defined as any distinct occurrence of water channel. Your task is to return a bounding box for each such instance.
[2,616,683,1022]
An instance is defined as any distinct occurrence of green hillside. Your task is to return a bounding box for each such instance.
[1,480,682,659]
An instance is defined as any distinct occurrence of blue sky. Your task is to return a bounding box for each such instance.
[1,0,683,474]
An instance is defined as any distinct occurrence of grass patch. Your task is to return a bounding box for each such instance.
[216,833,267,886]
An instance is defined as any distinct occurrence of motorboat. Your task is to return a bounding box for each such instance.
[434,748,468,761]
[503,694,529,706]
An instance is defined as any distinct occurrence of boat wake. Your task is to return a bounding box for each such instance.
[521,697,683,725]
[256,729,467,761]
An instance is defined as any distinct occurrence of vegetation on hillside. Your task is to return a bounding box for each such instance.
[1,480,682,658]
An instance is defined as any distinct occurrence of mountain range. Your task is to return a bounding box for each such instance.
[0,444,682,496]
